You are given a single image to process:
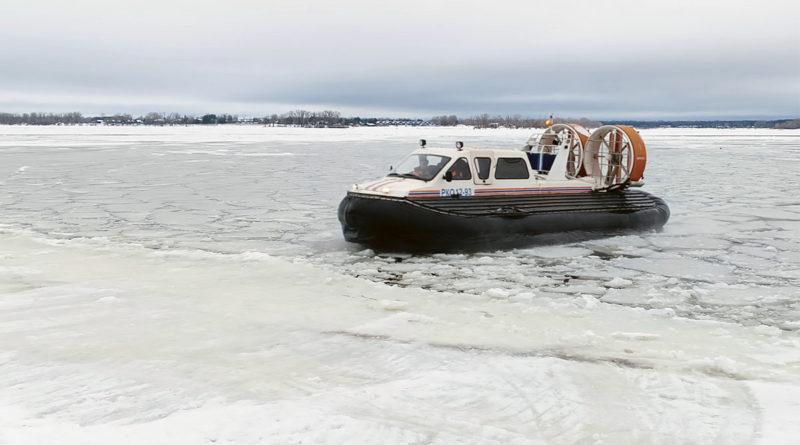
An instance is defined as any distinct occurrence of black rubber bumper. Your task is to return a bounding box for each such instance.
[338,190,670,251]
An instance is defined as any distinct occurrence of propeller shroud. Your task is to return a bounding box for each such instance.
[583,125,647,188]
[531,123,590,178]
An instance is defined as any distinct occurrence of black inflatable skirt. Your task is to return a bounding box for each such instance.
[338,189,670,252]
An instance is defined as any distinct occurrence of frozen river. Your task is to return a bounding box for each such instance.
[0,125,798,443]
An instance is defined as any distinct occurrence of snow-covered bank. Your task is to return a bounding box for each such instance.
[1,231,798,444]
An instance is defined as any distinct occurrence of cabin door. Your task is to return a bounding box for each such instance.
[469,151,494,185]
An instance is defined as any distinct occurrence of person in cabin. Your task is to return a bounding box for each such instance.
[446,158,471,180]
[412,156,429,177]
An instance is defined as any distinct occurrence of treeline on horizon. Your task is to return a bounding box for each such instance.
[430,114,602,128]
[0,111,389,127]
[605,119,800,129]
[0,111,798,129]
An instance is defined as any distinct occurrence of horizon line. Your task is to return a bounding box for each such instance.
[1,111,798,123]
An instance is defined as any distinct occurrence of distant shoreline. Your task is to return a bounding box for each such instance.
[1,123,799,131]
[1,111,797,129]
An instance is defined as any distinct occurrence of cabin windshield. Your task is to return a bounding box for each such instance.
[390,154,451,181]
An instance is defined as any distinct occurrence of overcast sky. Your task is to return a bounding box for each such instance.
[1,0,798,119]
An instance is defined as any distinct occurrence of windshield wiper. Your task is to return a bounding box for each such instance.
[387,172,425,181]
[399,173,426,180]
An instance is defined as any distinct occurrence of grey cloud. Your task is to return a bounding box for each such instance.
[233,47,799,118]
[0,0,797,118]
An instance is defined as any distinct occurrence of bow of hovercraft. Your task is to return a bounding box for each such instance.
[337,166,461,247]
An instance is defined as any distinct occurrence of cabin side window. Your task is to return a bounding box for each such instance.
[495,157,530,179]
[474,157,491,180]
[445,157,472,180]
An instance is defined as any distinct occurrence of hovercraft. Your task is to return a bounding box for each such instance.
[338,124,669,250]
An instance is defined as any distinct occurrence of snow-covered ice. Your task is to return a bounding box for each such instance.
[0,125,798,444]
